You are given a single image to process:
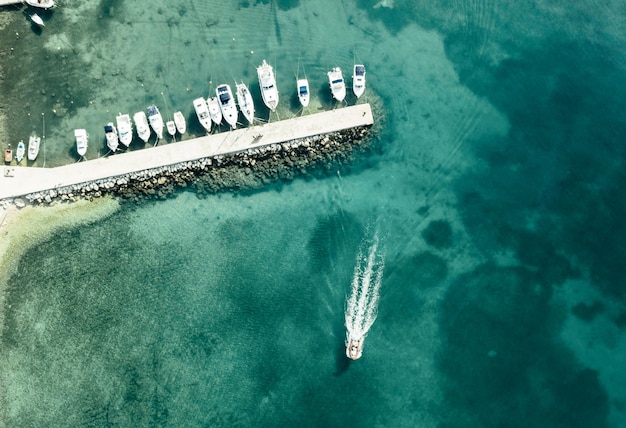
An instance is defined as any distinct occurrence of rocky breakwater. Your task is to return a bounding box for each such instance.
[20,125,374,205]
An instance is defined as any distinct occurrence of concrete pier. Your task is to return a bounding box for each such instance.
[0,104,373,201]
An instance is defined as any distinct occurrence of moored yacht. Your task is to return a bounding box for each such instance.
[207,96,222,126]
[133,111,151,143]
[74,129,88,157]
[104,123,119,152]
[236,82,255,124]
[116,113,133,147]
[25,0,55,10]
[352,64,366,98]
[257,60,279,111]
[216,84,238,129]
[174,111,186,135]
[296,78,310,107]
[193,97,212,132]
[15,140,25,163]
[27,133,40,161]
[147,105,164,139]
[327,67,346,102]
[345,332,363,360]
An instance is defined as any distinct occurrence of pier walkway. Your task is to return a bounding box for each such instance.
[0,104,373,200]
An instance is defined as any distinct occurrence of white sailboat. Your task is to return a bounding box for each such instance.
[15,140,25,163]
[193,97,212,132]
[257,60,279,111]
[27,134,40,161]
[74,129,88,157]
[25,0,55,10]
[147,105,164,139]
[216,84,238,129]
[236,82,255,124]
[174,111,186,135]
[104,123,119,152]
[207,96,222,126]
[116,113,133,147]
[352,64,366,98]
[327,67,346,102]
[297,78,310,107]
[133,111,151,143]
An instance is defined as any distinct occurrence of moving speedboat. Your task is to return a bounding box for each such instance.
[104,123,119,152]
[25,0,55,10]
[216,84,238,129]
[174,111,186,135]
[353,64,366,98]
[345,332,363,360]
[147,105,164,139]
[257,60,279,111]
[193,97,212,132]
[327,67,346,102]
[296,78,310,107]
[133,111,151,143]
[15,140,25,163]
[116,113,133,147]
[236,82,255,124]
[27,134,40,161]
[74,129,88,157]
[207,96,222,126]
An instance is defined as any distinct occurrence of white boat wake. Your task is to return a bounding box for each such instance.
[345,230,384,360]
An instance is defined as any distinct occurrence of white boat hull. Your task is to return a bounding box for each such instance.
[328,67,346,102]
[297,78,310,108]
[353,64,366,98]
[207,97,222,126]
[216,84,238,129]
[74,129,88,157]
[147,105,164,139]
[133,111,151,143]
[257,60,279,111]
[345,332,363,360]
[174,111,186,135]
[236,83,255,124]
[116,113,133,147]
[104,123,119,152]
[25,0,55,10]
[16,141,25,163]
[27,135,40,161]
[193,98,212,132]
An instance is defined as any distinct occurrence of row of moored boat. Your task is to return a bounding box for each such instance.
[4,134,41,164]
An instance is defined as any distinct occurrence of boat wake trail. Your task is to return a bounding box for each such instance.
[345,229,384,360]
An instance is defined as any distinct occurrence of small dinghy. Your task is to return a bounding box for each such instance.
[15,140,25,163]
[30,14,45,27]
[173,111,186,135]
[166,120,176,138]
[133,111,151,143]
[4,149,12,163]
[75,129,88,157]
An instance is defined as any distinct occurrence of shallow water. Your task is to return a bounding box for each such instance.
[1,0,626,426]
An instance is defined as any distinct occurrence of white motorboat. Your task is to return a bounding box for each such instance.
[25,0,55,10]
[345,332,363,360]
[296,78,310,107]
[174,111,186,135]
[353,64,366,98]
[74,129,88,157]
[116,113,133,147]
[216,84,238,129]
[193,97,212,132]
[30,14,45,27]
[166,120,176,137]
[236,82,255,124]
[27,134,40,161]
[327,67,346,102]
[15,140,25,163]
[207,96,222,126]
[147,105,164,139]
[133,111,151,143]
[104,123,118,152]
[257,59,279,111]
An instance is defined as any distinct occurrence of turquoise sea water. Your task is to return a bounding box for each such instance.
[2,0,626,426]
